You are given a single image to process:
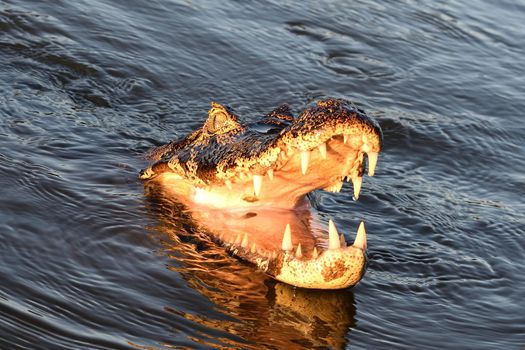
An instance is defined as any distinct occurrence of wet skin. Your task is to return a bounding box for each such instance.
[140,98,383,289]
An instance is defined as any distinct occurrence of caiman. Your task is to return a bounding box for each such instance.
[140,98,383,289]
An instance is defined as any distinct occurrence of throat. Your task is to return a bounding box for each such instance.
[157,173,312,209]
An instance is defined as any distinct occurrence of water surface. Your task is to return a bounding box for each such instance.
[1,0,524,349]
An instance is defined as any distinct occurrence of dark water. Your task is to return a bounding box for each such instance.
[1,0,524,349]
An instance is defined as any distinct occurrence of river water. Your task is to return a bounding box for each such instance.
[1,0,524,349]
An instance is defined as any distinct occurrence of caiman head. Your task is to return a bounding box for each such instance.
[140,98,383,289]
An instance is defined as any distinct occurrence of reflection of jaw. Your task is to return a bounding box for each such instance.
[270,282,356,350]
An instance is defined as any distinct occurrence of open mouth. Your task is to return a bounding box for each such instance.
[141,98,382,289]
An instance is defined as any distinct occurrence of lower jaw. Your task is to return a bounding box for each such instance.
[194,206,367,289]
[204,208,367,289]
[147,177,367,290]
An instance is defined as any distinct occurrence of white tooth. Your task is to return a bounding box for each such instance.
[352,176,362,200]
[225,180,233,190]
[282,224,293,251]
[318,143,327,159]
[344,134,349,144]
[251,243,257,254]
[367,152,378,176]
[235,233,242,245]
[295,243,302,258]
[353,222,367,250]
[328,219,341,250]
[312,247,318,258]
[267,169,274,181]
[253,175,263,197]
[300,150,310,175]
[340,233,346,247]
[241,233,249,248]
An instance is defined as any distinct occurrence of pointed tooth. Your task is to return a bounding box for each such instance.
[235,233,242,245]
[352,176,362,200]
[267,169,274,181]
[328,219,341,250]
[300,150,310,175]
[312,247,318,258]
[344,134,349,144]
[241,233,249,248]
[318,143,327,159]
[367,152,378,176]
[282,224,293,251]
[225,180,232,190]
[295,243,302,258]
[253,175,263,197]
[353,222,367,250]
[340,233,346,247]
[251,243,257,254]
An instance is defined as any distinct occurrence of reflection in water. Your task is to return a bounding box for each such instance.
[143,182,357,349]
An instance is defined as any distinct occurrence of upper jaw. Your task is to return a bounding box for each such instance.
[139,98,383,206]
[188,122,382,209]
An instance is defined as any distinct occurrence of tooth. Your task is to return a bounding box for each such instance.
[328,219,341,250]
[235,233,242,245]
[241,233,249,248]
[251,243,257,253]
[282,223,293,251]
[318,143,327,159]
[340,234,346,247]
[344,134,349,144]
[267,169,274,181]
[253,175,263,197]
[353,222,367,250]
[295,243,302,258]
[312,247,318,258]
[367,152,378,176]
[225,180,232,190]
[352,176,362,200]
[300,150,310,175]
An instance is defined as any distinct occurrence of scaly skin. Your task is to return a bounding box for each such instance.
[140,98,382,289]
